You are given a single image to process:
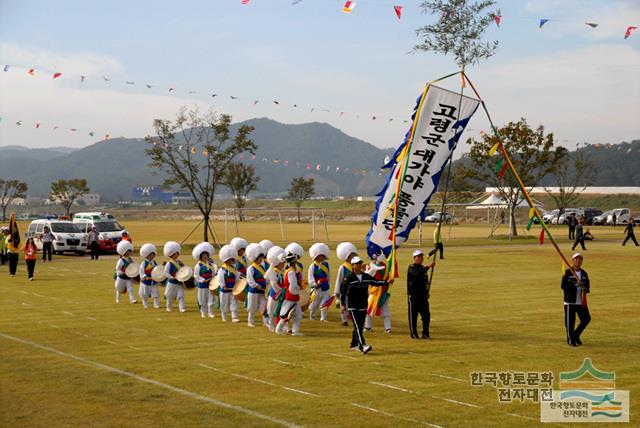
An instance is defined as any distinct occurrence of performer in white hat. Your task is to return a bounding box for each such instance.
[308,243,331,322]
[163,241,186,313]
[364,251,392,333]
[139,243,160,309]
[286,242,305,273]
[217,244,240,322]
[334,242,358,326]
[275,253,304,336]
[265,246,286,332]
[193,242,217,318]
[246,243,268,327]
[114,241,137,304]
[230,237,249,277]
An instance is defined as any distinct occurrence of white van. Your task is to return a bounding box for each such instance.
[26,219,89,255]
[607,208,631,225]
[73,212,127,252]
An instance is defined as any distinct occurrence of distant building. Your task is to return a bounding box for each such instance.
[132,186,194,205]
[485,187,640,195]
[77,193,101,206]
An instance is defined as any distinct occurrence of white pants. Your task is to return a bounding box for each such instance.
[197,288,215,317]
[165,282,185,312]
[266,295,279,331]
[365,298,391,331]
[115,278,136,303]
[276,300,302,334]
[139,283,160,308]
[247,293,267,325]
[309,288,330,321]
[219,291,238,321]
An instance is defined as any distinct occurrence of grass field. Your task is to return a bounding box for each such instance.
[1,221,639,427]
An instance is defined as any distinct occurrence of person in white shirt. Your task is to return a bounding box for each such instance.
[275,254,304,336]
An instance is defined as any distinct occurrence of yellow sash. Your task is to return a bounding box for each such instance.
[313,260,330,276]
[251,262,266,277]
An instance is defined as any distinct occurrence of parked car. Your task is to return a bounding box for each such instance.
[423,212,453,223]
[607,208,631,225]
[542,209,560,224]
[26,219,88,255]
[582,208,603,225]
[73,212,127,252]
[592,210,612,225]
[555,208,579,225]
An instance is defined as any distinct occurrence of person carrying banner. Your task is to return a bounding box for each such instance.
[114,240,137,304]
[334,242,357,326]
[307,243,331,322]
[562,253,591,346]
[407,250,435,339]
[6,213,21,277]
[217,244,240,322]
[139,243,160,309]
[163,241,185,312]
[364,251,392,333]
[0,227,8,265]
[246,243,268,327]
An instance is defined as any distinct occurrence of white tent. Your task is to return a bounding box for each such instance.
[465,193,542,210]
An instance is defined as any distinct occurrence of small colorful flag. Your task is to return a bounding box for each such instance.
[27,68,35,75]
[489,142,500,156]
[3,65,10,72]
[539,229,545,245]
[393,5,402,20]
[316,163,321,171]
[343,1,356,13]
[494,14,502,27]
[89,131,95,137]
[145,84,152,88]
[585,22,598,28]
[241,0,249,4]
[624,26,638,39]
[273,100,280,105]
[35,123,40,129]
[191,147,197,154]
[168,87,174,92]
[539,19,549,29]
[53,72,62,79]
[80,75,86,83]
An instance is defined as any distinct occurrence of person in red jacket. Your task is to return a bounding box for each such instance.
[23,237,38,281]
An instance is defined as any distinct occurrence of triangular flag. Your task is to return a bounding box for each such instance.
[316,163,321,171]
[539,229,545,244]
[526,217,534,231]
[497,161,508,180]
[539,19,549,29]
[27,68,35,75]
[241,0,250,4]
[489,142,500,156]
[168,87,174,92]
[494,15,502,27]
[624,26,638,39]
[529,208,535,219]
[343,1,355,13]
[35,123,40,129]
[585,22,598,28]
[494,157,504,174]
[393,5,402,20]
[52,72,62,79]
[191,147,197,154]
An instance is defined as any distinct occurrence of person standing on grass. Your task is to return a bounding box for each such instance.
[275,253,304,336]
[571,219,586,251]
[6,229,20,277]
[561,253,590,347]
[622,220,639,246]
[407,250,435,340]
[0,227,8,265]
[41,226,54,263]
[23,237,37,281]
[567,214,576,240]
[87,226,99,260]
[114,240,137,305]
[429,224,444,260]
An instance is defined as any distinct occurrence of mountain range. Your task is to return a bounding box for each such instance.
[1,118,638,201]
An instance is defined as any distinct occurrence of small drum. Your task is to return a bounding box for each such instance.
[299,289,311,312]
[183,277,196,290]
[232,278,247,302]
[177,266,194,289]
[125,262,139,279]
[151,266,166,282]
[209,276,220,292]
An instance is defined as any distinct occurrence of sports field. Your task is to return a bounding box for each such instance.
[1,221,638,427]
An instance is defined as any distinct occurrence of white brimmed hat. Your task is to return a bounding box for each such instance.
[413,249,424,257]
[116,240,134,256]
[267,246,286,265]
[572,253,583,260]
[192,242,213,261]
[351,256,363,264]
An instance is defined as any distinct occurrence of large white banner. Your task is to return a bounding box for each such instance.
[366,85,480,257]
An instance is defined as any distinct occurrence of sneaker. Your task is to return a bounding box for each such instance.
[232,318,240,323]
[222,317,227,322]
[292,332,304,336]
[208,313,215,318]
[29,277,34,281]
[422,334,430,340]
[153,305,160,309]
[201,313,206,318]
[350,346,359,351]
[384,329,392,334]
[179,309,187,313]
[362,345,372,355]
[131,300,138,304]
[166,308,172,312]
[575,338,583,346]
[364,327,373,332]
[247,322,255,328]
[342,321,349,327]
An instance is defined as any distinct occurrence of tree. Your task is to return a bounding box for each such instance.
[224,163,259,221]
[544,148,596,220]
[414,0,500,69]
[49,179,90,217]
[459,119,564,239]
[0,179,28,221]
[145,107,256,242]
[288,177,315,222]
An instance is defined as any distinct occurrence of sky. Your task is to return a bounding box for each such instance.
[0,0,639,155]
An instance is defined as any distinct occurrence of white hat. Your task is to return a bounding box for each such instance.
[336,242,357,261]
[219,244,237,263]
[413,249,424,257]
[246,243,265,262]
[285,242,304,259]
[267,246,286,265]
[139,243,157,258]
[572,253,583,260]
[117,240,133,256]
[230,237,248,251]
[163,241,181,258]
[202,242,214,258]
[309,243,330,260]
[122,229,129,235]
[351,256,363,264]
[192,242,212,261]
[259,239,274,252]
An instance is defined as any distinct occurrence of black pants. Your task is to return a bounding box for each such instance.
[572,237,586,251]
[408,298,430,338]
[26,259,36,279]
[0,251,6,265]
[622,234,639,246]
[568,226,575,240]
[90,242,99,259]
[8,253,19,275]
[429,243,444,259]
[42,242,52,261]
[564,304,590,344]
[347,308,367,349]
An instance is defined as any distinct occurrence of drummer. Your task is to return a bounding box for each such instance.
[265,246,286,332]
[259,239,274,270]
[139,243,160,309]
[246,243,268,328]
[286,242,305,274]
[193,242,216,319]
[217,244,240,323]
[114,241,137,304]
[163,241,186,313]
[308,243,331,322]
[275,252,304,336]
[230,237,249,277]
[334,242,358,326]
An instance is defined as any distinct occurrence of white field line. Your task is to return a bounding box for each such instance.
[273,359,301,368]
[18,290,29,295]
[0,333,299,428]
[350,403,443,428]
[49,324,59,329]
[507,412,536,421]
[21,302,33,307]
[32,293,45,298]
[369,381,413,393]
[430,396,483,409]
[61,311,74,316]
[199,363,319,397]
[328,352,358,360]
[86,317,96,320]
[427,373,466,383]
[104,340,118,345]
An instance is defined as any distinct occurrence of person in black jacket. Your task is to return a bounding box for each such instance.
[622,220,638,246]
[407,249,436,339]
[340,256,388,354]
[561,253,591,346]
[567,214,576,240]
[571,219,586,251]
